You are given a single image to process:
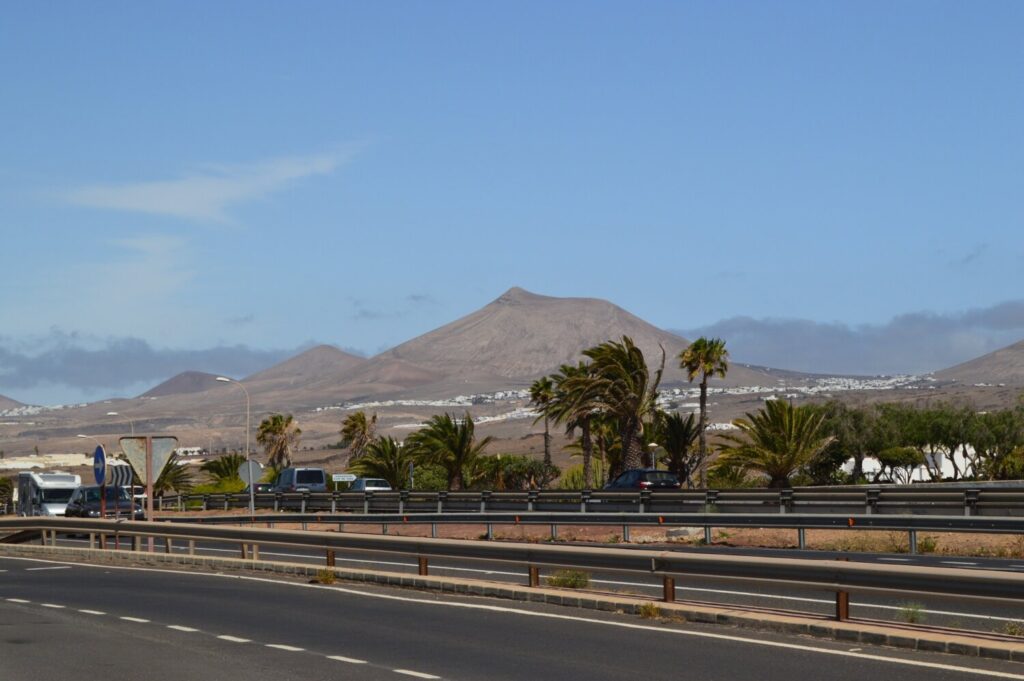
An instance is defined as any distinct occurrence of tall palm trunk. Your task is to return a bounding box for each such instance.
[543,416,551,467]
[698,376,708,487]
[581,417,593,489]
[621,419,644,470]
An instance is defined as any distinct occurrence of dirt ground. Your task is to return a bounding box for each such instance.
[158,509,1024,559]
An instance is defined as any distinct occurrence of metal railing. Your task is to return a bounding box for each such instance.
[1,516,1022,626]
[155,486,1024,517]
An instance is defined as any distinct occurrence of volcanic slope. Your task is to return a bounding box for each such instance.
[0,394,24,410]
[364,287,779,392]
[934,339,1024,386]
[140,371,224,398]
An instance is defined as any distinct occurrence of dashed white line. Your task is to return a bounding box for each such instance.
[79,609,106,615]
[25,566,72,571]
[393,670,440,679]
[120,616,149,623]
[217,635,251,643]
[327,655,368,664]
[877,557,911,562]
[6,598,31,603]
[266,644,304,652]
[167,625,200,632]
[40,603,65,609]
[942,561,978,567]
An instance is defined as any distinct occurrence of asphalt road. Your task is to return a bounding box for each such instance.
[53,534,1024,633]
[2,555,1022,681]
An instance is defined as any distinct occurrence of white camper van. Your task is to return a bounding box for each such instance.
[16,471,82,516]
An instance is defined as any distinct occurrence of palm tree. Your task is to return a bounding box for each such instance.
[577,336,664,474]
[529,376,555,467]
[349,437,414,489]
[200,452,247,484]
[340,411,377,460]
[256,413,302,469]
[406,412,492,490]
[153,453,193,496]
[679,337,729,486]
[714,399,833,488]
[656,411,700,486]
[545,362,599,489]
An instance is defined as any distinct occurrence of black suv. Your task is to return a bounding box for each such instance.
[603,469,681,490]
[64,485,146,519]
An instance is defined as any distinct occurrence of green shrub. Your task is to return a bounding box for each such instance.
[897,602,925,624]
[314,569,337,585]
[637,602,662,619]
[190,479,247,495]
[545,569,590,589]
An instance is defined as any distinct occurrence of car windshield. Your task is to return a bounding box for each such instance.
[642,472,679,483]
[296,470,324,484]
[83,487,131,503]
[366,479,389,487]
[41,488,75,503]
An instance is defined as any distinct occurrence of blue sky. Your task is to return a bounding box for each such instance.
[2,2,1023,403]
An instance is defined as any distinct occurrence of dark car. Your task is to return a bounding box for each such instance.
[603,469,681,490]
[272,467,328,493]
[64,485,146,519]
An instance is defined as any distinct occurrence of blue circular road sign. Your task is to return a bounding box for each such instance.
[93,446,106,485]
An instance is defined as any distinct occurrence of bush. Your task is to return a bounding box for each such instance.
[190,479,247,495]
[637,602,662,619]
[558,461,608,490]
[897,602,925,624]
[545,569,590,589]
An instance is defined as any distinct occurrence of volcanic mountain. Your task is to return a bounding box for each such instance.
[140,371,225,398]
[0,394,24,410]
[360,287,778,390]
[934,339,1024,385]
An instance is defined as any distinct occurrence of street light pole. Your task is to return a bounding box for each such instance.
[106,411,135,436]
[216,376,254,514]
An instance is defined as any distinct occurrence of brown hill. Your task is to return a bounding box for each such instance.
[244,344,368,390]
[0,394,24,410]
[140,371,224,398]
[934,339,1024,385]
[365,287,777,388]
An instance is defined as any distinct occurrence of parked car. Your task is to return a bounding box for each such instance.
[64,485,146,519]
[349,478,393,492]
[603,469,681,490]
[272,467,328,493]
[244,482,274,494]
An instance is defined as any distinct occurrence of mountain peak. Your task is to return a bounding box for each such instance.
[494,286,549,305]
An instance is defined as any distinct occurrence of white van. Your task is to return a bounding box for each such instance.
[17,471,82,516]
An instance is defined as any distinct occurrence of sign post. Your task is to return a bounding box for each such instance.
[92,445,106,518]
[332,473,356,491]
[120,436,178,552]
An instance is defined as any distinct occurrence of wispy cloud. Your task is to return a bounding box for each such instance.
[65,150,352,223]
[679,299,1024,376]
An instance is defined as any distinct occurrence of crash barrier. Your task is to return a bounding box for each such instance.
[1,516,1022,626]
[156,510,1024,554]
[156,486,1024,518]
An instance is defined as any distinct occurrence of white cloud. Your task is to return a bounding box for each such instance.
[65,151,350,223]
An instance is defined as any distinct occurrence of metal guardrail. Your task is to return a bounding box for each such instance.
[155,486,1024,517]
[1,517,1022,625]
[156,511,1024,553]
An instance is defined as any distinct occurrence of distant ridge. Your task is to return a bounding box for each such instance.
[140,371,224,398]
[245,344,368,390]
[364,287,777,387]
[934,338,1024,385]
[0,394,24,410]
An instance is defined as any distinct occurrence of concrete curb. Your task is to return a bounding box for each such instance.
[3,544,1023,663]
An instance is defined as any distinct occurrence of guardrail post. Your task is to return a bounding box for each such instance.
[551,523,558,540]
[798,527,806,550]
[382,523,388,535]
[224,495,230,511]
[399,490,409,514]
[418,557,428,576]
[528,565,540,587]
[964,489,980,516]
[908,529,917,555]
[252,544,259,560]
[274,493,281,512]
[437,491,447,513]
[202,494,210,511]
[623,525,630,542]
[779,489,793,514]
[527,489,538,512]
[326,549,336,567]
[331,492,338,514]
[164,538,172,554]
[704,489,719,513]
[662,577,676,603]
[89,532,96,550]
[431,523,437,538]
[865,488,880,515]
[835,557,850,620]
[639,489,651,514]
[580,489,591,512]
[158,496,164,512]
[241,543,248,559]
[188,539,195,556]
[704,525,712,545]
[480,491,491,512]
[364,491,372,514]
[486,523,493,540]
[132,535,140,552]
[301,492,310,514]
[178,495,184,511]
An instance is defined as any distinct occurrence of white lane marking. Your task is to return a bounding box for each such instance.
[120,616,149,623]
[942,561,978,567]
[217,635,251,643]
[10,556,1024,678]
[79,609,106,615]
[167,625,199,632]
[1012,565,1024,569]
[25,566,72,571]
[393,670,440,679]
[40,603,65,608]
[266,644,304,652]
[6,598,31,603]
[877,558,911,562]
[327,655,368,664]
